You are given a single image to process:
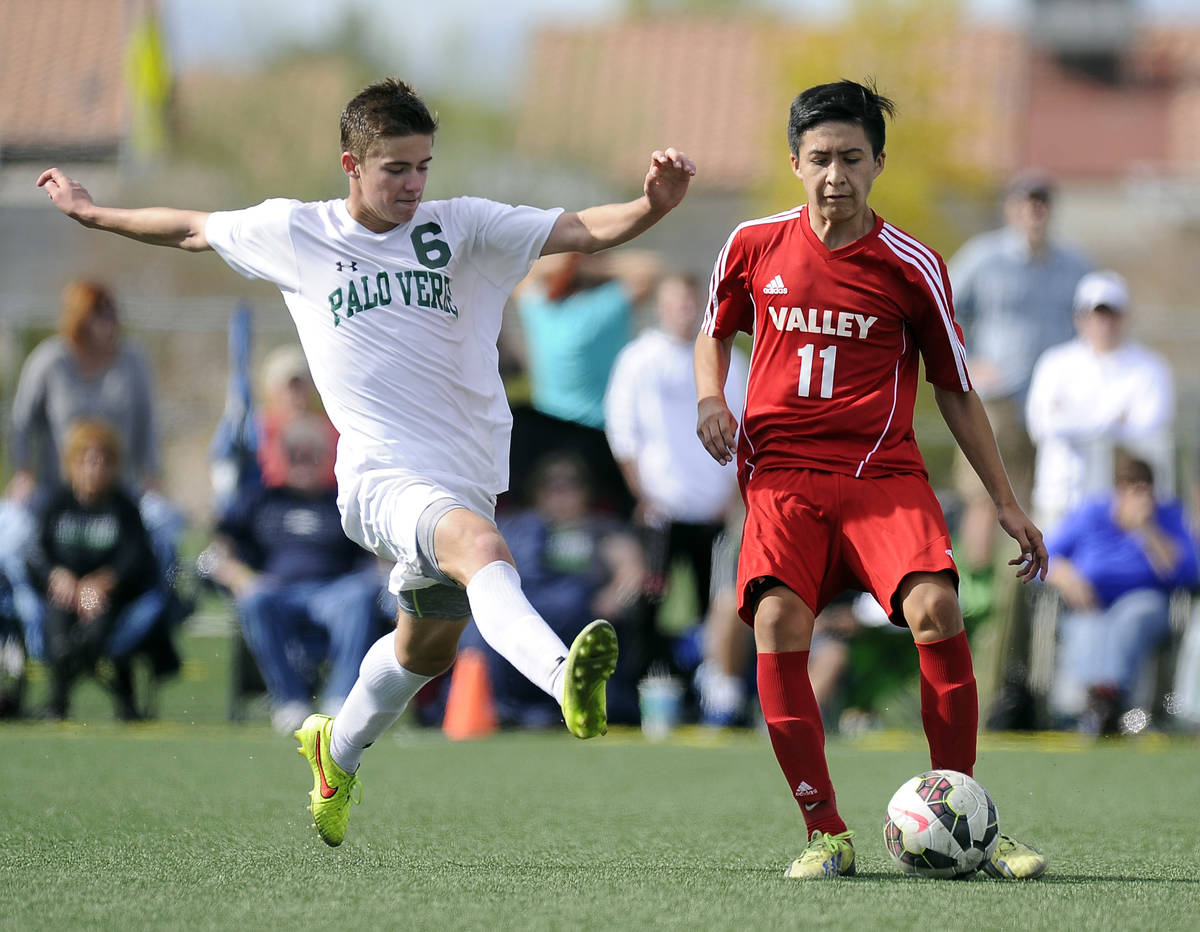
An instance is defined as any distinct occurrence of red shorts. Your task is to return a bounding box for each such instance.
[737,468,957,627]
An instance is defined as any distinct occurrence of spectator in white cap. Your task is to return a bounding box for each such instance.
[1026,270,1175,534]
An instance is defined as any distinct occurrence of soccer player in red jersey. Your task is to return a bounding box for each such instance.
[695,79,1049,880]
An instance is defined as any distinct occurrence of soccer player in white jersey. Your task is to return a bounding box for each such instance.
[38,78,695,847]
[694,79,1049,880]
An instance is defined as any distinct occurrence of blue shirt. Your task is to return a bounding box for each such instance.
[219,485,369,585]
[518,281,631,429]
[948,227,1091,405]
[1046,496,1199,607]
[500,510,623,631]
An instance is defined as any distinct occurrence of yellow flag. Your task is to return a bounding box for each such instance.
[125,3,172,160]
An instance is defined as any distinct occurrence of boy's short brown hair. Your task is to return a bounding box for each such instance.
[340,78,438,160]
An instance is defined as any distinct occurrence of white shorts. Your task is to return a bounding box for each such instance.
[338,468,497,595]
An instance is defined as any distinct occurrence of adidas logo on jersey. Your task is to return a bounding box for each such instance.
[794,780,818,798]
[763,274,788,295]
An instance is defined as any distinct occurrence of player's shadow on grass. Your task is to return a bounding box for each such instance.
[840,870,1200,885]
[1034,873,1200,885]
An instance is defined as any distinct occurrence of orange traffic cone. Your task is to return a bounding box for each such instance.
[442,648,498,740]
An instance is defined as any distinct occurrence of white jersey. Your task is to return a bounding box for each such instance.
[206,196,561,499]
[604,328,748,524]
[1026,336,1175,529]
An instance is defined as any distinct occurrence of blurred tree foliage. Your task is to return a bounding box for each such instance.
[170,53,368,204]
[166,14,511,205]
[757,0,992,252]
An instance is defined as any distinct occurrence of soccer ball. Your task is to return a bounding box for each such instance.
[883,769,999,878]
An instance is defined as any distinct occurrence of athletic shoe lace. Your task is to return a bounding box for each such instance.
[803,829,854,858]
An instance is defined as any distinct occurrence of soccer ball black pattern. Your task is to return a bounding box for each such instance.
[883,769,999,878]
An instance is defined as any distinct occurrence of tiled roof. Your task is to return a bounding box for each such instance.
[516,20,777,192]
[517,19,1200,189]
[899,27,1031,180]
[1132,27,1200,81]
[1136,27,1200,173]
[1022,52,1172,179]
[0,0,135,158]
[516,22,1034,189]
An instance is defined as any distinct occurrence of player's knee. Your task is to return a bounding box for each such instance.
[435,513,512,583]
[752,589,815,651]
[902,581,963,641]
[469,527,511,567]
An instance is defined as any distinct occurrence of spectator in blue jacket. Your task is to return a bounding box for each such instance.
[461,450,645,726]
[200,415,384,733]
[1045,451,1199,733]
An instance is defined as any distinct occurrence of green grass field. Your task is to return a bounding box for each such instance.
[3,631,1200,930]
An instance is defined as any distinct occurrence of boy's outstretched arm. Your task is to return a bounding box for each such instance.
[37,167,211,252]
[934,386,1048,582]
[541,147,695,256]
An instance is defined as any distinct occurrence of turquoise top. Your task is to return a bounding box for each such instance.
[518,280,631,429]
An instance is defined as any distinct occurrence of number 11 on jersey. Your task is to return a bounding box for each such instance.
[797,344,836,398]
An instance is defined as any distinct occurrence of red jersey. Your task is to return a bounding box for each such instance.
[703,205,970,484]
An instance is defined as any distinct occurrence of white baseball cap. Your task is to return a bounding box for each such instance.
[1074,270,1130,315]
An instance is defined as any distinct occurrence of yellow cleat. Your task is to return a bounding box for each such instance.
[294,713,361,847]
[562,620,618,739]
[981,833,1047,880]
[785,829,857,879]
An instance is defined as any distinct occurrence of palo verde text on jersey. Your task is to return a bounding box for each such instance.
[328,268,458,327]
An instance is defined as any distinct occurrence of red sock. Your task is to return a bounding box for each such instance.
[757,650,846,835]
[915,630,978,775]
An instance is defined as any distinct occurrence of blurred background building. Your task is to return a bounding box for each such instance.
[3,0,1200,520]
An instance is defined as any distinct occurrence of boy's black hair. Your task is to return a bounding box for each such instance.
[787,78,896,158]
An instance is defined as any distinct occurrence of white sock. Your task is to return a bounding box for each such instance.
[466,560,570,703]
[329,633,432,773]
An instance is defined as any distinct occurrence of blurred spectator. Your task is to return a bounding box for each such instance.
[507,251,658,516]
[696,540,904,733]
[257,344,339,492]
[693,522,753,727]
[0,573,23,717]
[25,420,160,720]
[806,594,863,726]
[947,171,1091,606]
[1044,452,1198,734]
[1,280,185,676]
[605,270,747,686]
[8,281,159,496]
[198,415,384,733]
[1026,270,1175,534]
[461,450,645,726]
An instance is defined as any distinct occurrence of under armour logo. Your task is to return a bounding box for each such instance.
[336,260,359,272]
